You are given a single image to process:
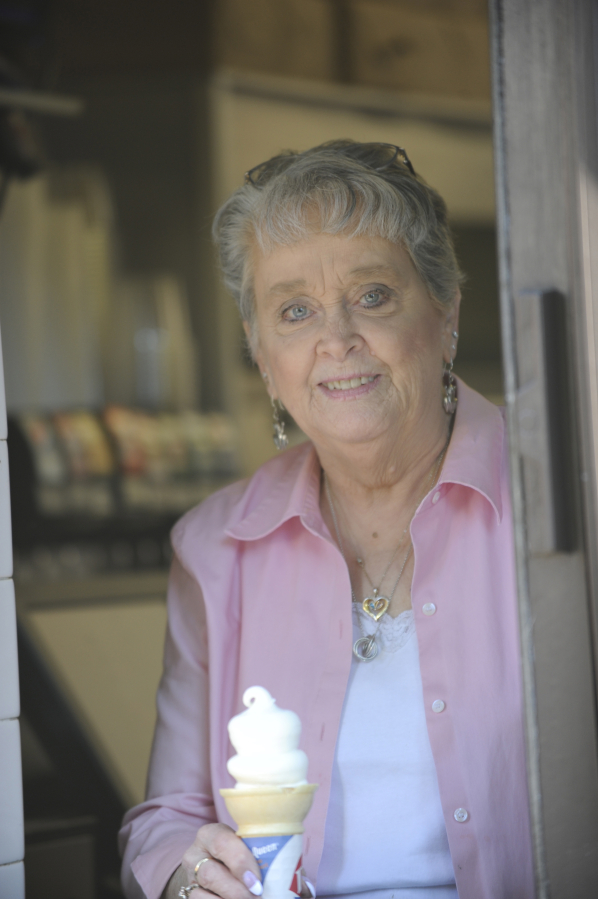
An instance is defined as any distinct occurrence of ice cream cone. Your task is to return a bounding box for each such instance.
[222,689,317,898]
[220,784,318,837]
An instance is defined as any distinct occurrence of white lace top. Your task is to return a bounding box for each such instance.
[316,605,458,899]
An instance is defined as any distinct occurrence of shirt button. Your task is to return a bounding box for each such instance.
[432,491,441,504]
[454,808,469,823]
[422,602,436,616]
[432,699,445,713]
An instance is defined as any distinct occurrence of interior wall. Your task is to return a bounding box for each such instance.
[452,223,502,396]
[40,76,219,409]
[212,0,490,99]
[24,598,167,806]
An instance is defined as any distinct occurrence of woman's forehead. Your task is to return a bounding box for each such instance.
[252,233,414,297]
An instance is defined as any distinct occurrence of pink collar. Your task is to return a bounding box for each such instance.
[226,377,505,542]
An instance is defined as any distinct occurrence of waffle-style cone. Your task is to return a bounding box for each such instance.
[220,784,318,837]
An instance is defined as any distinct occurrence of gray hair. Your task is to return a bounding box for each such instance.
[212,140,464,333]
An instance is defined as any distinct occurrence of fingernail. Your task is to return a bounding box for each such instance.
[304,878,316,898]
[243,871,263,896]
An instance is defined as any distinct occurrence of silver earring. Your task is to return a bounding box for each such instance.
[442,359,458,415]
[271,396,288,450]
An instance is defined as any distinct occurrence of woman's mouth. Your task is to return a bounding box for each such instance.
[318,374,380,399]
[322,375,377,391]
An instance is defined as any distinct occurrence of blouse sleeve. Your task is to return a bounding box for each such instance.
[118,554,217,899]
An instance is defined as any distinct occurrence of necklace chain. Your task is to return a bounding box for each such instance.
[325,478,411,606]
[324,437,450,662]
[357,537,407,596]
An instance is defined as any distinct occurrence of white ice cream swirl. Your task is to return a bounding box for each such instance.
[227,686,309,789]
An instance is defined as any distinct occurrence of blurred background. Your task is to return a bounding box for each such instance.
[0,2,499,896]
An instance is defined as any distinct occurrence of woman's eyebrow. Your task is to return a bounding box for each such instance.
[265,266,399,300]
[266,279,308,299]
[347,265,398,281]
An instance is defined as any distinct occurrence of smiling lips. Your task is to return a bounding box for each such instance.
[321,375,378,391]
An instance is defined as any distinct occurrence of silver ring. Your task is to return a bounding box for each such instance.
[194,857,211,879]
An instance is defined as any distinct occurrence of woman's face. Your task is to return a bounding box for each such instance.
[250,232,460,453]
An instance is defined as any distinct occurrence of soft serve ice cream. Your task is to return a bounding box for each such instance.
[227,686,309,789]
[220,687,318,899]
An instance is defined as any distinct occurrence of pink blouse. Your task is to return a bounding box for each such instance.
[119,379,535,899]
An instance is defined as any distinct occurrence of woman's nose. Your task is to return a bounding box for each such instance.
[315,308,364,358]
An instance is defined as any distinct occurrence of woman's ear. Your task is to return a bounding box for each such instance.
[442,290,461,363]
[242,320,255,356]
[243,320,260,367]
[244,320,273,394]
[452,288,462,328]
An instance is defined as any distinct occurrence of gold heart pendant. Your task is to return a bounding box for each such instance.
[363,594,390,621]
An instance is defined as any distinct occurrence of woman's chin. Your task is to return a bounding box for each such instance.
[307,415,393,449]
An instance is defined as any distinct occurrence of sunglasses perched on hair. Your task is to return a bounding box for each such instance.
[244,142,416,186]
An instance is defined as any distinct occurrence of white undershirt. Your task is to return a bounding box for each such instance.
[317,606,458,899]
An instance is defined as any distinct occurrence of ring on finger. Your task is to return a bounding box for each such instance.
[177,860,210,898]
[194,857,211,880]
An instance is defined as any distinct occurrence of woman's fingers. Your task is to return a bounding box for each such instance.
[192,857,260,899]
[181,823,263,899]
[200,823,262,887]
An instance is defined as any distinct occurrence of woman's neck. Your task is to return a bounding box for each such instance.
[316,416,451,510]
[317,416,452,619]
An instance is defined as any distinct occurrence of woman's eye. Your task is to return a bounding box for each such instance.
[284,305,310,321]
[361,290,385,307]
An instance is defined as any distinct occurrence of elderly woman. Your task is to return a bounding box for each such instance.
[119,141,534,899]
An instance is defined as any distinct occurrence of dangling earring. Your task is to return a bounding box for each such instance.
[443,361,457,414]
[443,331,458,415]
[271,396,288,450]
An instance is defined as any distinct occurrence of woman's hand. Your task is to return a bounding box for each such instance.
[175,823,264,898]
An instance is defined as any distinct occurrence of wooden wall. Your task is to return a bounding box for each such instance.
[51,0,490,101]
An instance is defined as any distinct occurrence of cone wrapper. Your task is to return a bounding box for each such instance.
[220,784,317,899]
